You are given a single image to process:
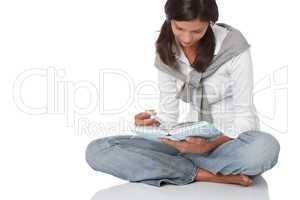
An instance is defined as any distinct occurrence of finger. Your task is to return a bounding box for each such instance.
[152,119,161,126]
[161,139,192,153]
[135,118,157,126]
[134,112,146,119]
[160,138,182,148]
[185,137,203,144]
[135,112,151,120]
[142,119,159,126]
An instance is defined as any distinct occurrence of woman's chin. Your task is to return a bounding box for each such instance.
[181,43,192,47]
[181,43,197,49]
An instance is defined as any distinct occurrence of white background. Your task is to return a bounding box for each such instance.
[0,0,299,199]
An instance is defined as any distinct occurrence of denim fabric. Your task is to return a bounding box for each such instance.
[86,130,280,187]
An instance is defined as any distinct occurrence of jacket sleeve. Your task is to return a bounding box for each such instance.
[226,49,260,138]
[155,68,180,126]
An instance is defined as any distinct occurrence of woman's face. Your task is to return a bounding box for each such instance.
[171,19,209,49]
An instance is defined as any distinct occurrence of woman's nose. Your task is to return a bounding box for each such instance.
[181,32,193,44]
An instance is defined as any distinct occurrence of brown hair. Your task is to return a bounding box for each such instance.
[156,0,219,72]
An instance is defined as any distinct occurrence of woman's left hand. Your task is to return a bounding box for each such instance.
[161,137,214,154]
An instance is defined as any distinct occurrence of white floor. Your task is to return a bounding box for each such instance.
[91,176,269,200]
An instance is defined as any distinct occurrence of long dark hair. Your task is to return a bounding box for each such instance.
[156,0,219,72]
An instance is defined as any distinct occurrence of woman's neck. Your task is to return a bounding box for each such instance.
[181,45,197,65]
[181,44,197,54]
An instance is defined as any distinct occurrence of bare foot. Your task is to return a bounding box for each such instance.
[194,169,253,187]
[238,175,253,186]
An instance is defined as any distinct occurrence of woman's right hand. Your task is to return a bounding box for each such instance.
[134,112,160,127]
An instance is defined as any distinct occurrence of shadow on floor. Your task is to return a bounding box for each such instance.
[91,176,269,200]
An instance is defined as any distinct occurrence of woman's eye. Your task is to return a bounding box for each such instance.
[193,31,202,34]
[175,26,184,31]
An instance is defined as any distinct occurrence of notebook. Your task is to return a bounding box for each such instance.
[131,121,223,142]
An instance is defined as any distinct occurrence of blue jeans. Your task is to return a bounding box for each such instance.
[85,130,280,187]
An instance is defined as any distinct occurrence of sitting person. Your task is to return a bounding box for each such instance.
[85,0,280,187]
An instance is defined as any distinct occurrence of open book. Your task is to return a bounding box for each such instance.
[131,121,223,142]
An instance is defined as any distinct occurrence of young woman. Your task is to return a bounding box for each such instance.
[86,0,280,187]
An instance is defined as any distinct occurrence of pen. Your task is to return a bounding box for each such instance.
[145,109,165,128]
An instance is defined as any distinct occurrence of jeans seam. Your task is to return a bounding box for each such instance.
[114,145,198,185]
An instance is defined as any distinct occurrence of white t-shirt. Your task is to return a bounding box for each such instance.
[156,24,260,138]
